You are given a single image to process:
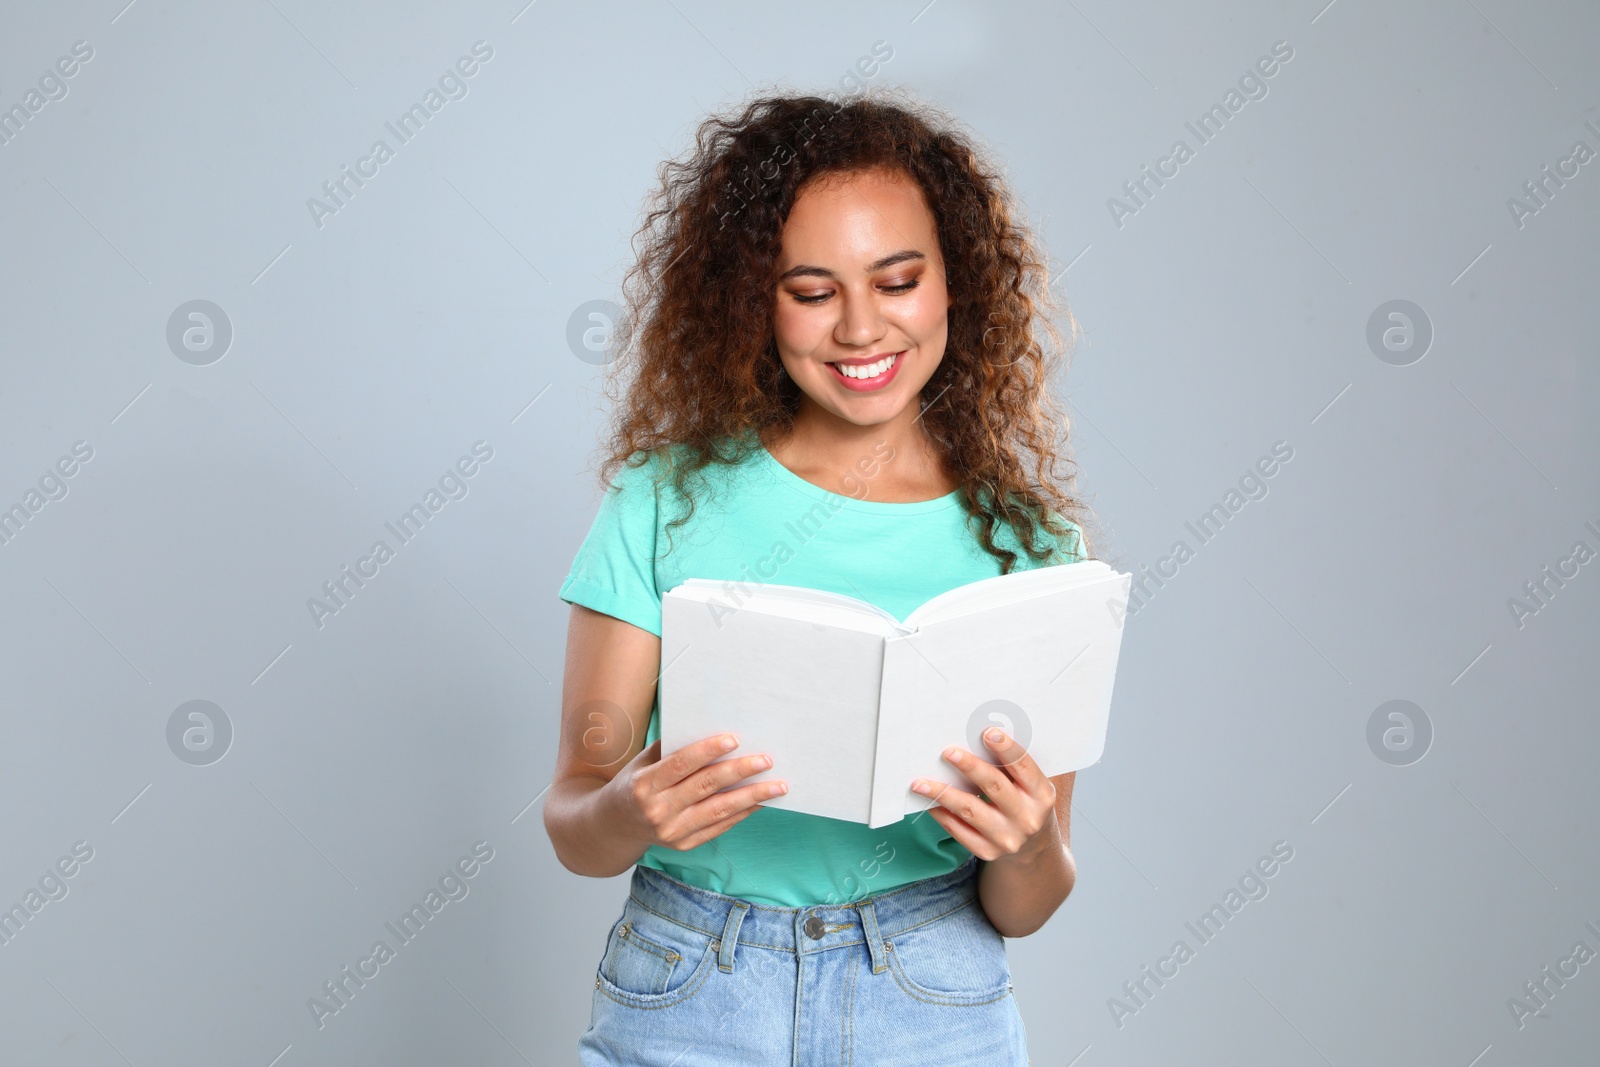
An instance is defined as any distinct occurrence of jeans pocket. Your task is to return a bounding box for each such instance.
[595,905,717,1009]
[884,900,1014,1006]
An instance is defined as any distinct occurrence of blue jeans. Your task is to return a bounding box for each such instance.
[578,855,1030,1065]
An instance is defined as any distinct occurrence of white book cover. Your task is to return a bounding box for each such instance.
[659,560,1133,828]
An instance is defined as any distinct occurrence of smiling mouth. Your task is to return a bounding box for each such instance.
[826,351,903,385]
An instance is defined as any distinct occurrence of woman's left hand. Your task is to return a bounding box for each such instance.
[911,727,1058,861]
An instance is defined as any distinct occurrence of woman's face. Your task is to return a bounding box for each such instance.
[771,167,951,431]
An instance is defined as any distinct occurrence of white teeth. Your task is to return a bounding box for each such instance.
[834,353,899,379]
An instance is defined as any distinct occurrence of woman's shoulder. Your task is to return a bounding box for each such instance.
[608,442,687,487]
[606,438,750,503]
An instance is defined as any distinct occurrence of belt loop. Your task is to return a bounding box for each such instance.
[856,897,888,975]
[717,901,749,973]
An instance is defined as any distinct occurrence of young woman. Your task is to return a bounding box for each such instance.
[549,88,1096,1064]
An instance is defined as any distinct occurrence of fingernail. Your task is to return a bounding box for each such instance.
[768,782,787,796]
[755,755,772,769]
[912,781,931,794]
[721,736,737,750]
[986,727,1004,743]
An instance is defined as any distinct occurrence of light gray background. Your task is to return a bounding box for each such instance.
[2,1,1596,1064]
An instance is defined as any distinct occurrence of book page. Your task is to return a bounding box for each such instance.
[904,559,1116,628]
[659,588,889,824]
[670,578,907,634]
[871,572,1132,828]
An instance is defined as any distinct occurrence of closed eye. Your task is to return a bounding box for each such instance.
[791,278,921,305]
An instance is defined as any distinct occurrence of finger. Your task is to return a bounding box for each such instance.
[978,728,1051,792]
[670,779,787,845]
[960,729,1049,806]
[648,732,742,789]
[923,805,998,862]
[674,803,763,850]
[938,745,1024,813]
[665,752,774,811]
[915,776,1005,834]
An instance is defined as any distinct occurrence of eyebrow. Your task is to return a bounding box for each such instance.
[776,249,926,282]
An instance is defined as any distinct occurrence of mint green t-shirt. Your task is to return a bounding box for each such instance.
[558,435,1083,907]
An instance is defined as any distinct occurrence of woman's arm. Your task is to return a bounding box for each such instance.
[912,730,1077,937]
[542,605,662,877]
[975,770,1076,938]
[543,604,779,877]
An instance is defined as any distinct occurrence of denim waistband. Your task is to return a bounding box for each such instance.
[626,855,981,976]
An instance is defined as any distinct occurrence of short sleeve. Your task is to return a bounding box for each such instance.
[558,453,664,637]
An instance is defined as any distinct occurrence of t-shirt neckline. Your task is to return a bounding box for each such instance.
[751,436,963,514]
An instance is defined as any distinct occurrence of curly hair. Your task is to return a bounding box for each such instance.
[593,85,1096,573]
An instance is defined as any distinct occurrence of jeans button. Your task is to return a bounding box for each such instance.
[803,914,826,939]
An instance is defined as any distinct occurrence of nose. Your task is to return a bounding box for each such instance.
[832,289,888,349]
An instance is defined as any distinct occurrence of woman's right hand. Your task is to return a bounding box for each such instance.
[604,734,788,851]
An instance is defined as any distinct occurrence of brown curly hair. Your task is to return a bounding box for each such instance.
[593,86,1095,573]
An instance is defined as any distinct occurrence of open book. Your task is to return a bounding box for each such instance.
[659,560,1133,828]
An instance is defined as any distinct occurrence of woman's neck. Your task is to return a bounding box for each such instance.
[759,411,959,502]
